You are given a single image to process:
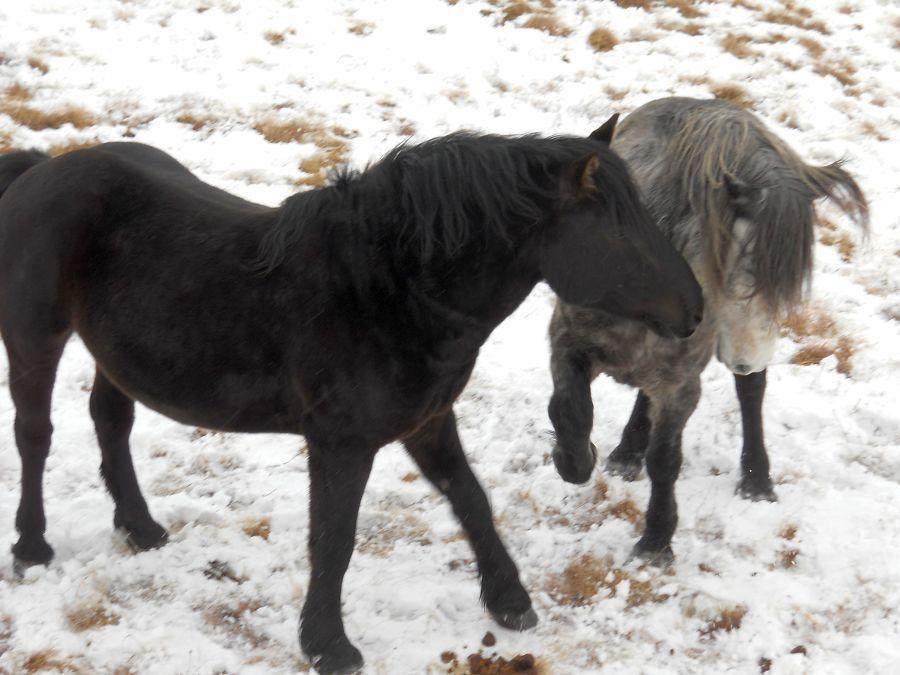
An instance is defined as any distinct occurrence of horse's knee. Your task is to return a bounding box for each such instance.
[13,416,53,457]
[645,441,682,484]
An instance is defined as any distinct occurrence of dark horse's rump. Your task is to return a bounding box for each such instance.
[0,130,701,673]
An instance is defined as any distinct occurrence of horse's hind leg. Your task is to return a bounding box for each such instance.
[5,333,68,570]
[631,379,701,567]
[606,390,651,481]
[734,370,776,502]
[90,370,168,550]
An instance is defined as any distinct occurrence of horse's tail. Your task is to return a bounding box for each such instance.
[0,150,51,201]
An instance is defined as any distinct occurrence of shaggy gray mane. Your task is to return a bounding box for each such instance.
[612,97,869,314]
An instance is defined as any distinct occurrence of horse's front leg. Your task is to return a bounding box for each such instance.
[735,369,777,502]
[548,344,596,484]
[631,378,701,567]
[300,442,375,674]
[404,411,537,631]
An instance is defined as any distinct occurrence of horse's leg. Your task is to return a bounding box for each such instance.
[90,370,168,550]
[404,411,536,630]
[605,390,651,481]
[300,442,375,675]
[734,370,777,502]
[631,378,701,567]
[548,346,596,484]
[5,333,68,571]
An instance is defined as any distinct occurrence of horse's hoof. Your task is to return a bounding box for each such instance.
[605,456,642,481]
[490,606,539,632]
[305,641,364,675]
[123,523,169,552]
[629,541,674,568]
[736,478,777,503]
[11,538,54,577]
[552,442,596,485]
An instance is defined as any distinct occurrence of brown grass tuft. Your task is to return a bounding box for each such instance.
[790,336,854,374]
[721,33,756,59]
[588,27,618,52]
[762,3,829,34]
[263,31,285,45]
[1,97,95,131]
[665,0,704,18]
[604,498,644,528]
[500,1,534,24]
[66,603,120,632]
[657,19,703,35]
[358,512,432,556]
[401,471,419,482]
[860,120,889,142]
[813,59,857,88]
[612,0,651,9]
[549,553,669,608]
[521,13,572,36]
[776,547,800,569]
[175,112,218,132]
[22,649,84,673]
[819,230,855,261]
[711,83,752,108]
[700,605,747,637]
[604,85,629,101]
[780,524,798,541]
[348,20,374,35]
[5,82,33,101]
[797,35,824,58]
[27,56,49,74]
[242,516,271,540]
[777,108,800,129]
[781,307,836,340]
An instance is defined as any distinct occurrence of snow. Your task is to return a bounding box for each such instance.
[1,0,898,673]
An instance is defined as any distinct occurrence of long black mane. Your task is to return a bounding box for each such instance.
[253,132,627,274]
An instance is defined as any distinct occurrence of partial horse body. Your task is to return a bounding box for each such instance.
[549,97,868,565]
[0,130,701,673]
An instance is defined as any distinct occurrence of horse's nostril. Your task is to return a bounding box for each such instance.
[733,363,751,375]
[692,310,703,326]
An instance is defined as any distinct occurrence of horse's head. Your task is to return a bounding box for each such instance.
[713,164,868,375]
[714,211,780,375]
[540,116,703,339]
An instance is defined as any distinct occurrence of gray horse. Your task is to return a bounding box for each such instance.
[548,97,868,565]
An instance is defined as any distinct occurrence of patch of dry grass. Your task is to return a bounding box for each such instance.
[700,605,747,638]
[657,18,703,35]
[348,20,374,35]
[710,83,753,108]
[548,553,670,608]
[782,307,855,375]
[762,2,829,34]
[1,86,95,131]
[358,512,432,556]
[242,516,271,540]
[797,35,824,58]
[819,229,856,261]
[588,27,618,52]
[721,33,756,59]
[66,603,120,632]
[790,337,854,374]
[814,59,857,88]
[21,649,84,673]
[175,111,218,132]
[665,0,704,18]
[521,13,572,36]
[204,599,270,649]
[612,0,651,9]
[27,56,49,74]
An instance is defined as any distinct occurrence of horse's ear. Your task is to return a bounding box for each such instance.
[565,153,601,198]
[589,113,619,145]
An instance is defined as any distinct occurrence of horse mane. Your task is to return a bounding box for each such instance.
[252,132,607,274]
[633,98,869,314]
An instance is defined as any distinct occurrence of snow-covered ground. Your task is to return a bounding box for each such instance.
[1,0,898,673]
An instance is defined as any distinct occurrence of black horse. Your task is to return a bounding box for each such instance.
[0,126,701,673]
